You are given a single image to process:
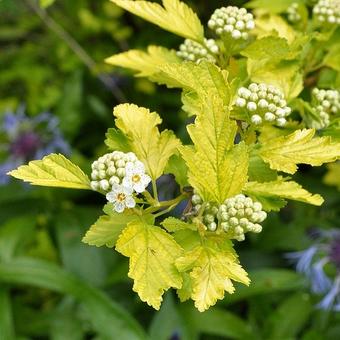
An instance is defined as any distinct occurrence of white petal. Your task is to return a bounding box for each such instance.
[134,182,146,193]
[122,185,133,195]
[114,202,125,213]
[106,191,117,202]
[111,183,121,193]
[125,196,136,208]
[134,161,145,173]
[125,162,135,176]
[122,177,132,187]
[141,174,151,186]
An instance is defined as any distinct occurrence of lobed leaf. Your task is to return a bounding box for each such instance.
[180,94,248,203]
[111,0,204,42]
[176,238,250,312]
[113,103,180,180]
[243,179,324,207]
[82,213,140,248]
[116,220,183,310]
[161,217,196,232]
[8,154,91,190]
[105,45,181,78]
[105,128,131,152]
[258,129,340,174]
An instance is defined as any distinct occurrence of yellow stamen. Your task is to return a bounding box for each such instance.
[117,193,126,202]
[132,174,141,183]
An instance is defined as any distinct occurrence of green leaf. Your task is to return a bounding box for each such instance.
[105,46,181,77]
[180,95,248,203]
[82,212,140,248]
[176,237,250,312]
[164,154,189,187]
[324,43,340,71]
[179,304,254,340]
[116,219,183,310]
[222,269,304,304]
[243,179,324,207]
[8,154,91,190]
[258,129,340,174]
[113,103,180,180]
[111,0,204,42]
[267,293,312,340]
[105,128,131,152]
[241,36,294,61]
[0,257,146,340]
[154,61,232,106]
[247,59,303,100]
[248,153,278,182]
[246,0,298,13]
[161,217,196,232]
[0,287,15,340]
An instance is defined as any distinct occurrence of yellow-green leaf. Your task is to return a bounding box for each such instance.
[164,154,189,187]
[105,45,181,77]
[176,239,250,312]
[180,95,249,203]
[161,217,196,232]
[82,213,139,248]
[8,154,90,189]
[111,0,204,42]
[258,129,340,174]
[113,103,180,180]
[154,61,233,106]
[116,220,183,310]
[243,179,324,206]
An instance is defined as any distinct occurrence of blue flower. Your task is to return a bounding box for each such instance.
[286,246,318,275]
[316,276,340,311]
[0,107,70,185]
[310,259,332,294]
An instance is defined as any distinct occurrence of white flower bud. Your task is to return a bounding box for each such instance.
[251,114,262,124]
[247,102,257,111]
[236,97,246,107]
[232,29,242,39]
[264,112,276,121]
[258,99,268,108]
[276,118,287,126]
[99,179,110,191]
[91,181,99,190]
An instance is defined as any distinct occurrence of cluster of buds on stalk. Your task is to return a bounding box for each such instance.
[177,38,219,63]
[313,0,340,24]
[235,83,292,127]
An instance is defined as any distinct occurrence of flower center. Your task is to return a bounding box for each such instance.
[132,174,141,183]
[117,193,126,202]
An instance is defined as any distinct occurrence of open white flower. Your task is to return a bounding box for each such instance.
[123,161,151,193]
[106,184,136,213]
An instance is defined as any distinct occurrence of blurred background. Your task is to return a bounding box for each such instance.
[1,0,340,339]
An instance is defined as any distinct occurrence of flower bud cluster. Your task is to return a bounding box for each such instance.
[218,194,267,241]
[311,88,340,128]
[177,39,219,63]
[286,3,301,22]
[90,151,139,192]
[313,0,340,25]
[190,192,267,241]
[208,6,255,40]
[191,193,220,231]
[235,83,292,126]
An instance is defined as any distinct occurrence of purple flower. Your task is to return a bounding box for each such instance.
[0,107,70,185]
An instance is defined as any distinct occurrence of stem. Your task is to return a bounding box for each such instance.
[144,194,187,215]
[24,0,126,102]
[152,180,159,203]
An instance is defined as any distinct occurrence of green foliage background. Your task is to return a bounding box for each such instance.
[1,0,340,339]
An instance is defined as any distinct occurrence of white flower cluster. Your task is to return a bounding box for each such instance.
[177,38,219,63]
[235,83,292,126]
[311,88,340,128]
[208,6,255,40]
[91,151,151,213]
[286,3,301,22]
[190,192,267,241]
[313,0,340,24]
[219,194,267,241]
